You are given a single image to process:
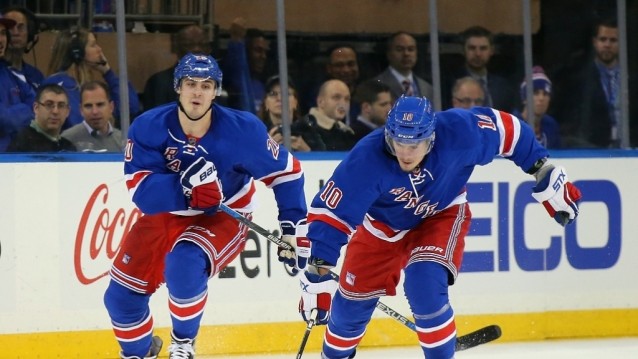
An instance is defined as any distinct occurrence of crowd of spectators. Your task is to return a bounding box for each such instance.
[0,6,631,153]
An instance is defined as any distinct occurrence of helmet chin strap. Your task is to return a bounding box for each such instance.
[177,100,213,122]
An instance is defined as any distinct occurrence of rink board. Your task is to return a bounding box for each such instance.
[1,151,637,357]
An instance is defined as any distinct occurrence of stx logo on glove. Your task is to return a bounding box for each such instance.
[552,169,566,191]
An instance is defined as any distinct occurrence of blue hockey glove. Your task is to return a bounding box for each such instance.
[180,157,224,214]
[277,220,310,274]
[299,266,338,325]
[532,165,582,226]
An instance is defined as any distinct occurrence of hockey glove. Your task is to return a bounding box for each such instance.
[277,220,310,274]
[531,165,582,226]
[180,157,224,214]
[299,266,338,325]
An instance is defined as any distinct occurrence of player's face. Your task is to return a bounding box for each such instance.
[81,87,114,134]
[452,83,485,109]
[318,81,350,121]
[593,26,619,66]
[327,47,359,87]
[248,36,269,75]
[5,11,28,49]
[387,34,417,73]
[265,84,298,117]
[532,89,550,117]
[0,24,8,57]
[464,36,493,71]
[34,91,70,136]
[391,139,431,172]
[178,77,216,117]
[368,91,393,126]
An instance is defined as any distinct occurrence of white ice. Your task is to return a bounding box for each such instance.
[198,337,638,358]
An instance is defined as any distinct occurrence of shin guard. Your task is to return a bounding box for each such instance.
[165,241,210,340]
[404,261,456,359]
[104,280,155,357]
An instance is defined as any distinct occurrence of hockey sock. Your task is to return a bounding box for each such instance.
[165,241,211,340]
[404,261,456,359]
[103,280,155,357]
[322,291,376,359]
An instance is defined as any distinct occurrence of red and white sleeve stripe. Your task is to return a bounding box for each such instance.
[492,109,521,157]
[258,153,303,188]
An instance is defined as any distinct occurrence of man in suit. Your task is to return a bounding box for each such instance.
[372,31,433,101]
[351,79,393,142]
[443,26,515,112]
[551,18,620,148]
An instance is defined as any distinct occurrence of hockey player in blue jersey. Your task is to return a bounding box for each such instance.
[103,53,310,359]
[284,96,581,359]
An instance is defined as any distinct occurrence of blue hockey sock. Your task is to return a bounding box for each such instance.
[103,280,154,357]
[322,291,376,359]
[404,261,456,359]
[165,241,211,340]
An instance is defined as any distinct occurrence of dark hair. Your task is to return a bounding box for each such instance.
[35,83,68,102]
[1,6,40,47]
[264,75,295,93]
[593,17,618,37]
[353,80,391,105]
[80,80,111,102]
[461,25,494,46]
[258,75,300,127]
[245,28,266,47]
[386,31,414,52]
[326,43,357,59]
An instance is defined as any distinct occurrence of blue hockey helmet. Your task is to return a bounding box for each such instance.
[385,95,436,152]
[173,53,223,95]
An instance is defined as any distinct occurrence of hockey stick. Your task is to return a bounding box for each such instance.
[296,309,318,359]
[219,203,502,351]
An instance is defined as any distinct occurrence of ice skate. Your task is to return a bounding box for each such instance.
[168,331,196,359]
[120,335,163,359]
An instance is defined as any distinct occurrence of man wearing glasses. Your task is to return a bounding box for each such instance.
[6,83,76,152]
[451,77,485,109]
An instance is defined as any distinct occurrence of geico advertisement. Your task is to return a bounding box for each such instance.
[0,156,636,333]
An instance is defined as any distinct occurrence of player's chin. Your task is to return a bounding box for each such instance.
[399,162,417,172]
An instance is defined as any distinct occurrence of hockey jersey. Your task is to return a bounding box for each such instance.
[307,107,549,265]
[124,102,307,232]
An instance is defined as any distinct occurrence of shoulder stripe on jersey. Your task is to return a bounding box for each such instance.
[224,179,256,212]
[259,153,303,188]
[308,207,355,236]
[492,109,521,157]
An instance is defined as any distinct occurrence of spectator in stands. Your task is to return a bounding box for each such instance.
[301,44,362,121]
[552,18,620,148]
[514,67,561,149]
[222,17,271,114]
[7,83,75,152]
[444,26,515,111]
[372,31,433,101]
[0,14,35,152]
[43,27,140,129]
[258,75,325,151]
[142,24,211,111]
[303,79,356,151]
[451,77,485,109]
[1,6,44,88]
[351,80,393,142]
[62,80,123,152]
